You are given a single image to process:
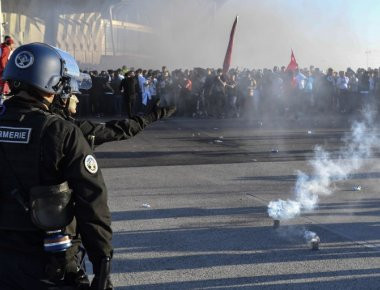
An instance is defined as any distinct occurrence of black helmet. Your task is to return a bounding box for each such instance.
[3,42,84,95]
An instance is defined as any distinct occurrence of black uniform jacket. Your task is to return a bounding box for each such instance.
[74,113,157,147]
[0,94,112,271]
[51,101,158,147]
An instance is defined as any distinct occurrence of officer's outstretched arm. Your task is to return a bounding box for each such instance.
[74,101,176,147]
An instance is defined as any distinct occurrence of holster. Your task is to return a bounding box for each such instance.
[29,181,74,231]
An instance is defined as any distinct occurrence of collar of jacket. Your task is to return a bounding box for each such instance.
[4,91,51,112]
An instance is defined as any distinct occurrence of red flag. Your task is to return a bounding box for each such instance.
[222,16,238,75]
[286,49,298,72]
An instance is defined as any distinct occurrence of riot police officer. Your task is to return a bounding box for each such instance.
[0,43,112,289]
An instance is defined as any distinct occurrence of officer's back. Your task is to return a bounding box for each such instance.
[0,43,113,290]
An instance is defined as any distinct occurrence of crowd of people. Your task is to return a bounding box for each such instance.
[78,65,380,120]
[0,33,378,120]
[0,33,376,121]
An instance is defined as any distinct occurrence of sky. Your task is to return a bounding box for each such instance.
[212,0,380,70]
[113,0,380,70]
[252,0,380,70]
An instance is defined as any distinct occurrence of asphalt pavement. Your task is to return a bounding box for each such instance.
[94,114,380,289]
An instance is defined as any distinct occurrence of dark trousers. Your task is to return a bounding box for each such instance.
[125,95,136,117]
[209,92,225,118]
[113,94,122,116]
[92,93,103,115]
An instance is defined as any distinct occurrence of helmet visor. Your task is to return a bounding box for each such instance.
[54,47,80,79]
[60,73,92,99]
[53,47,92,97]
[77,72,92,91]
[68,73,92,95]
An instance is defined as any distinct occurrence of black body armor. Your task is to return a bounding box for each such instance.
[0,107,57,230]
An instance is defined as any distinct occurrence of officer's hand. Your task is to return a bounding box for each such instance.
[90,276,113,290]
[91,256,113,290]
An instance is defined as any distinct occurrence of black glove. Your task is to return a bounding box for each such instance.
[91,257,113,290]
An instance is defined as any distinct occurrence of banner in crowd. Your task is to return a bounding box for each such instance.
[222,16,239,75]
[286,49,298,72]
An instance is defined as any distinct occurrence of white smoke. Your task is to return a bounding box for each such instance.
[304,230,320,249]
[268,109,378,221]
[304,230,318,242]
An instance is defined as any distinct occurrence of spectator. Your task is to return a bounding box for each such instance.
[120,71,137,117]
[0,35,14,95]
[304,70,314,110]
[336,71,349,112]
[111,71,122,116]
[325,68,337,111]
[137,68,150,113]
[209,69,226,118]
[158,70,172,106]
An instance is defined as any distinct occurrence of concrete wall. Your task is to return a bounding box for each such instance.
[1,0,135,68]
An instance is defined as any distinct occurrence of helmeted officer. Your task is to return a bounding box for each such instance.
[0,43,113,289]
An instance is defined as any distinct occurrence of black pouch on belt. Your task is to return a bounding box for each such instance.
[29,181,74,231]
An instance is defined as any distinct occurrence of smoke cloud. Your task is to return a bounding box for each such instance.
[109,0,379,70]
[268,109,378,221]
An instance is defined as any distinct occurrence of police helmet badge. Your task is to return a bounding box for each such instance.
[15,51,34,69]
[84,155,98,174]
